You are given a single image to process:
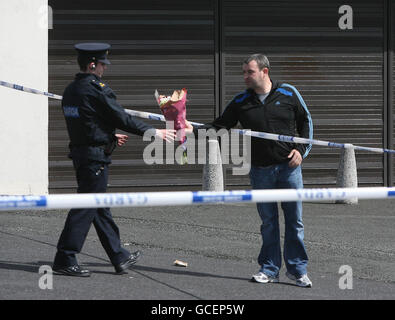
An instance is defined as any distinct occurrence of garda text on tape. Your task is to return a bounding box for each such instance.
[0,196,47,209]
[1,187,395,211]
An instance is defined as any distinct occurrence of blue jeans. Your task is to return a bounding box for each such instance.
[249,163,308,278]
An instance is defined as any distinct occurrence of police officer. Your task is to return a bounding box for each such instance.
[52,43,176,277]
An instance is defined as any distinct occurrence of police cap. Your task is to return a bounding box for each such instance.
[74,43,111,65]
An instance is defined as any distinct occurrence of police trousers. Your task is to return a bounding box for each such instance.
[53,160,130,267]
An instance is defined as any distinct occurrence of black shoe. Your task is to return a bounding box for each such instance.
[53,265,91,277]
[114,251,142,274]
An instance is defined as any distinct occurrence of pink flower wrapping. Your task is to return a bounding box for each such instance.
[155,88,188,144]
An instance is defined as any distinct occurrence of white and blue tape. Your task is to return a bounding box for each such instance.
[192,191,252,203]
[0,196,47,209]
[1,79,395,154]
[0,80,63,100]
[0,187,394,211]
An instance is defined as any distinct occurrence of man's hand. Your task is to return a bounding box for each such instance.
[287,149,302,167]
[184,120,194,134]
[155,129,177,142]
[115,134,129,146]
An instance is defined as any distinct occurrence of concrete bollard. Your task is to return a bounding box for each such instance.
[336,144,358,204]
[202,138,224,191]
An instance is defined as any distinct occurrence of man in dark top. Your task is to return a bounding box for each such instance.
[189,54,313,287]
[52,43,175,277]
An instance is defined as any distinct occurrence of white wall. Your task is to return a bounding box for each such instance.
[0,0,48,195]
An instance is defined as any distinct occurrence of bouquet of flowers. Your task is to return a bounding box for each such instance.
[155,88,188,164]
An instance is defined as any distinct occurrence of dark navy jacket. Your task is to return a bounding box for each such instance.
[62,73,154,163]
[195,81,313,167]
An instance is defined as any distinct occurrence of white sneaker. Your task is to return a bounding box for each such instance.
[285,271,312,288]
[251,272,279,283]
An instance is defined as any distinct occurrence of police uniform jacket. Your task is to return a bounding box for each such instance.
[62,73,154,163]
[194,81,313,167]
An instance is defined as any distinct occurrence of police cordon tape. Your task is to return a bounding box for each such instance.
[1,187,395,211]
[0,80,63,100]
[124,109,395,154]
[1,79,395,155]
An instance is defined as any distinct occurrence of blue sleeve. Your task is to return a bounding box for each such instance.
[281,84,313,158]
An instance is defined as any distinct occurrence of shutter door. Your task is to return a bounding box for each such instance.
[222,0,385,188]
[48,0,215,192]
[392,0,395,186]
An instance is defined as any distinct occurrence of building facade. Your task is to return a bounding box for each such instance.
[48,0,395,192]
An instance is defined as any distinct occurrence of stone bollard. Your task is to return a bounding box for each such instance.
[202,138,224,191]
[336,144,358,204]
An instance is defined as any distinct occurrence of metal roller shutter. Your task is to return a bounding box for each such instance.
[391,0,395,186]
[48,0,215,192]
[221,0,385,188]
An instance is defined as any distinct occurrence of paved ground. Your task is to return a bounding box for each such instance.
[0,199,394,303]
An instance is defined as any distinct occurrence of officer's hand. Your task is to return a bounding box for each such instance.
[115,134,129,146]
[156,129,177,142]
[288,149,302,168]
